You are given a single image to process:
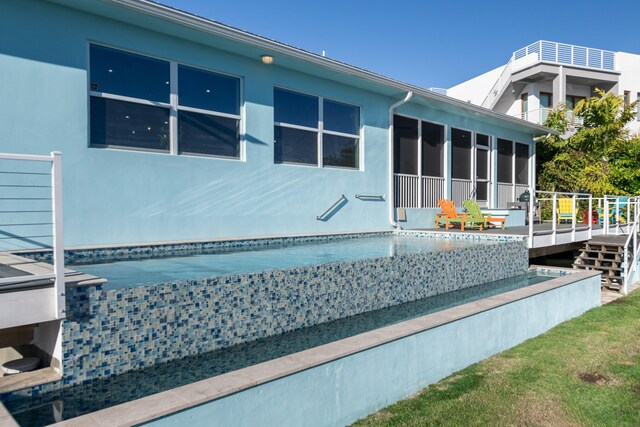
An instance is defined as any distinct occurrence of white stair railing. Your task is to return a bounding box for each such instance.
[0,152,65,319]
[623,207,640,295]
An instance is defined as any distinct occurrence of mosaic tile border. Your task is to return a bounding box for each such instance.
[16,230,524,266]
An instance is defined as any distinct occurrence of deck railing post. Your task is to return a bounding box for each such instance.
[604,197,609,235]
[615,197,620,234]
[552,193,557,245]
[51,151,65,319]
[528,188,535,248]
[588,194,593,240]
[571,194,576,241]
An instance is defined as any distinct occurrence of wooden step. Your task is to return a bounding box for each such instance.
[572,263,622,272]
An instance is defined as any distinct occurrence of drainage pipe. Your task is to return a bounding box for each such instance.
[388,91,413,229]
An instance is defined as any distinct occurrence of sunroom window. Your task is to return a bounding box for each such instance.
[89,44,241,158]
[273,88,360,169]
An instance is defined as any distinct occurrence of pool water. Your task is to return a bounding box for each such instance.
[5,271,555,426]
[74,235,491,289]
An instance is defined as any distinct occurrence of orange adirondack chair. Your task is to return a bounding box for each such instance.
[435,199,468,230]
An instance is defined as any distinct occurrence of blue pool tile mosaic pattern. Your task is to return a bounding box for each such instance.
[5,271,554,426]
[5,231,528,398]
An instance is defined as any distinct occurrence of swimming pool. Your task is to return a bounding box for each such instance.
[5,271,556,426]
[73,234,490,290]
[6,231,529,398]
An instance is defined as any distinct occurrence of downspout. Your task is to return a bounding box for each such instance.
[388,91,413,229]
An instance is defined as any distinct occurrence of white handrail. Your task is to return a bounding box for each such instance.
[623,208,640,295]
[317,194,347,221]
[0,151,65,318]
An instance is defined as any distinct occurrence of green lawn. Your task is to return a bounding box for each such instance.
[353,291,640,427]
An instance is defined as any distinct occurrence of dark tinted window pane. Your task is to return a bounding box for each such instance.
[274,88,318,128]
[476,149,488,179]
[422,121,444,177]
[90,97,169,151]
[178,65,240,115]
[476,133,489,146]
[178,111,239,157]
[324,99,359,135]
[393,115,418,175]
[274,126,317,165]
[497,138,513,183]
[451,128,471,179]
[477,182,488,201]
[90,44,169,103]
[323,134,358,168]
[515,143,529,185]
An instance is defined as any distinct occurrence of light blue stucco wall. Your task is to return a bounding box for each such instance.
[145,275,600,427]
[0,0,541,247]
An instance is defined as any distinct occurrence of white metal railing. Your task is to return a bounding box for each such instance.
[513,41,616,71]
[528,190,595,249]
[515,108,582,127]
[451,179,472,208]
[394,174,444,208]
[481,57,514,108]
[394,174,419,208]
[421,176,445,208]
[623,205,640,295]
[497,183,514,208]
[0,152,65,319]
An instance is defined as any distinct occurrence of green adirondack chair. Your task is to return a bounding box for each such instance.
[463,200,506,230]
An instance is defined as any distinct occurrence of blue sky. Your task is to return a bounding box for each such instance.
[158,0,639,89]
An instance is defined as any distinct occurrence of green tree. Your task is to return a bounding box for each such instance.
[536,89,639,197]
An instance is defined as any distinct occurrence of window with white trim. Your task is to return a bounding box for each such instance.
[89,44,241,158]
[273,88,360,169]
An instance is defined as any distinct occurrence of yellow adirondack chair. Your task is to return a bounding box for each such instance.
[557,198,574,223]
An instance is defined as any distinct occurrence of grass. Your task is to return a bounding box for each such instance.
[353,291,640,427]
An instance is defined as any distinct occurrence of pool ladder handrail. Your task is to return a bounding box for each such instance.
[355,194,385,201]
[317,194,347,220]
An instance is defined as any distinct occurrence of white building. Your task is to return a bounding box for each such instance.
[448,41,640,134]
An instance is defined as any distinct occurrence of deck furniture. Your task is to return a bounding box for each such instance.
[609,196,628,224]
[463,200,506,230]
[435,199,467,230]
[557,198,575,223]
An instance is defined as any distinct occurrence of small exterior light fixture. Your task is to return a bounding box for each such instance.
[261,54,274,65]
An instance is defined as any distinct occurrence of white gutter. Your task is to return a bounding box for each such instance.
[388,92,413,229]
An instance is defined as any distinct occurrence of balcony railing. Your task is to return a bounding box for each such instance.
[513,41,616,71]
[516,108,583,128]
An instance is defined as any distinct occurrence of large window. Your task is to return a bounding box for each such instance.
[274,88,360,169]
[451,128,471,179]
[422,121,445,177]
[497,138,513,183]
[515,143,529,185]
[540,92,552,109]
[393,116,418,175]
[89,44,241,157]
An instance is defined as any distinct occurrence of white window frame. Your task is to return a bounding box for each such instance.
[87,42,244,161]
[274,86,362,170]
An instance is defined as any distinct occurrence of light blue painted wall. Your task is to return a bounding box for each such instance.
[145,275,600,427]
[0,0,541,247]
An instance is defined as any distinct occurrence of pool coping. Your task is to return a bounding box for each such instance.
[12,229,525,257]
[0,253,106,288]
[18,267,598,427]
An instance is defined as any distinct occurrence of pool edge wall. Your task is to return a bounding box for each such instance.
[4,232,527,390]
[142,271,601,427]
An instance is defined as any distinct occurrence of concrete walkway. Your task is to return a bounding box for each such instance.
[601,282,640,304]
